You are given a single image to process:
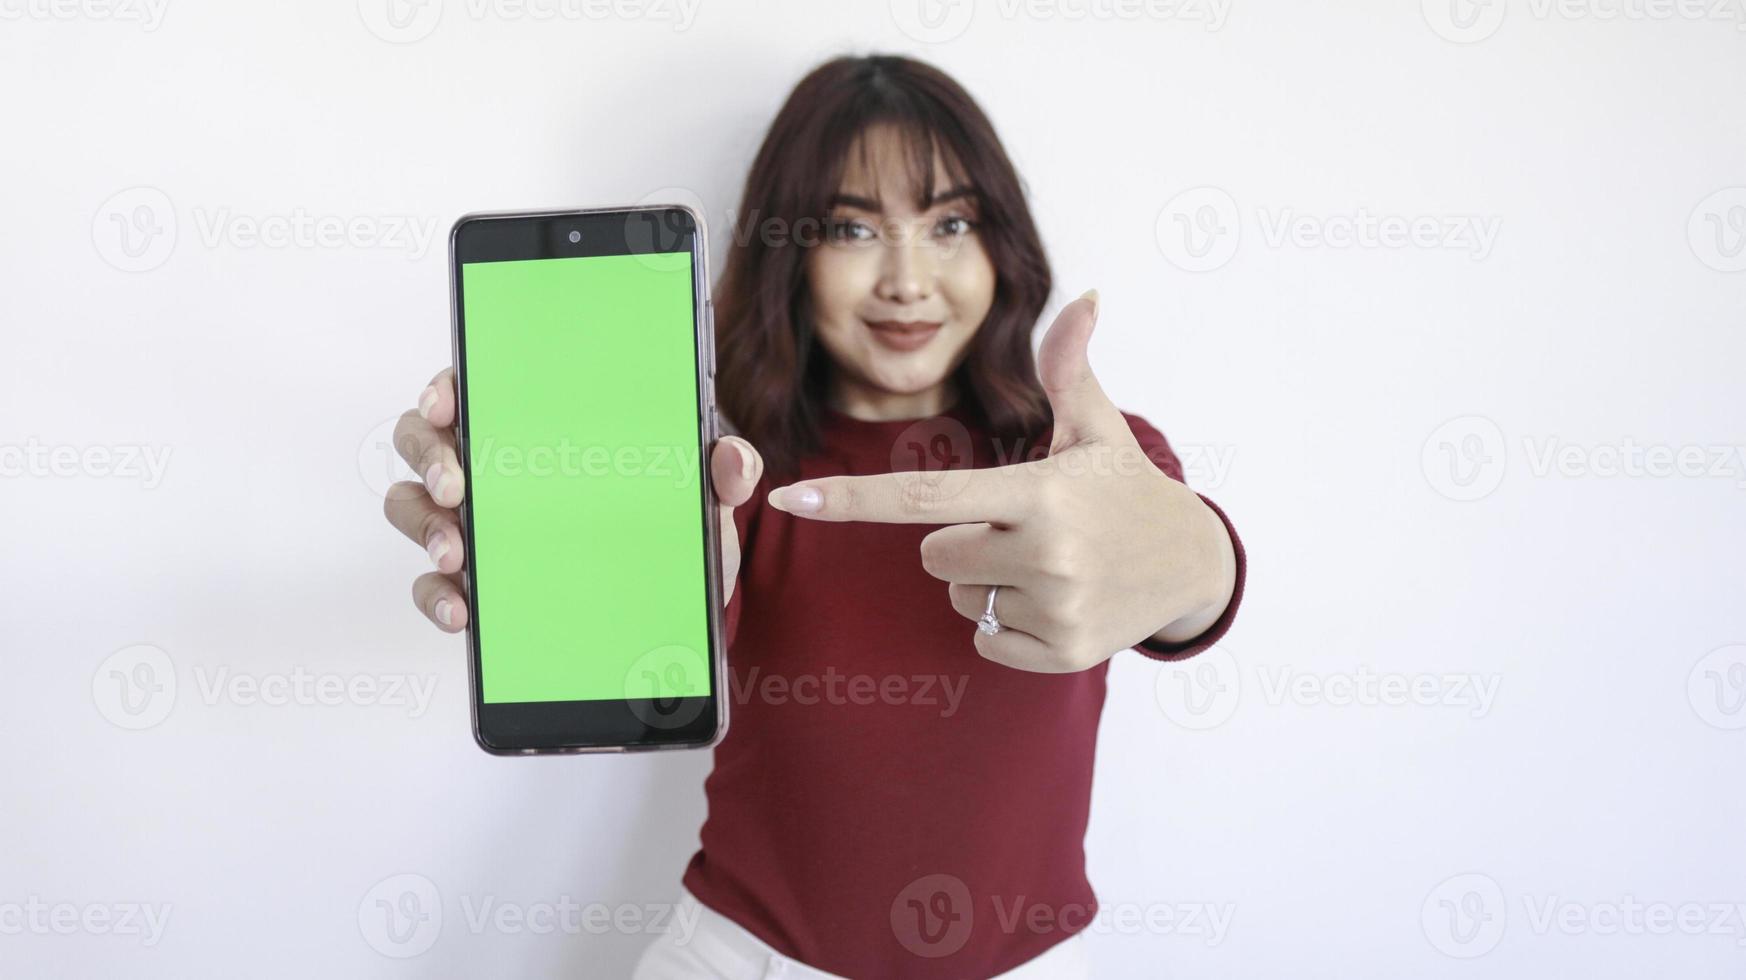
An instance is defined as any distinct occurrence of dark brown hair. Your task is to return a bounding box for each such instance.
[713,53,1054,480]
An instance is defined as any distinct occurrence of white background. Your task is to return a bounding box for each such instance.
[2,0,1743,976]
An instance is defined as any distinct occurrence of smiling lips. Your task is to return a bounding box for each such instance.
[865,319,943,352]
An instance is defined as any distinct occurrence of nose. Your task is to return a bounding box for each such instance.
[875,222,936,306]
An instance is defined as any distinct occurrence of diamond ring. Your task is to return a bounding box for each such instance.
[977,585,1003,636]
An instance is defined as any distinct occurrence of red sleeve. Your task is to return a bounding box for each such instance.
[1118,412,1246,663]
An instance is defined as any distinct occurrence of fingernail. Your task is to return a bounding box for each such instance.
[773,485,821,514]
[737,440,756,483]
[425,463,448,502]
[417,385,438,420]
[1079,288,1100,317]
[426,530,449,569]
[434,598,454,627]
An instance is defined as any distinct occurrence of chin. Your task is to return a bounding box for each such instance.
[864,358,950,395]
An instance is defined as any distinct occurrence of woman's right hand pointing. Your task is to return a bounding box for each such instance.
[383,367,762,632]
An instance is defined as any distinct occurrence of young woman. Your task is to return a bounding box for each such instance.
[385,54,1245,980]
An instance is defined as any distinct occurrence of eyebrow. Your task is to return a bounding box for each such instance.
[827,185,978,212]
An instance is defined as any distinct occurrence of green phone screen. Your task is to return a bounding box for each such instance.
[459,251,711,705]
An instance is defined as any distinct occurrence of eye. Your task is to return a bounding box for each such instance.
[826,217,877,243]
[933,214,974,238]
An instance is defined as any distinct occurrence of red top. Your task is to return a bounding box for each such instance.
[682,400,1246,978]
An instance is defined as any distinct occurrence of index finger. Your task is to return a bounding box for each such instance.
[767,464,1034,526]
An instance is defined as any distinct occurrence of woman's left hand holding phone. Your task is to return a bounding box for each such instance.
[383,366,764,634]
[383,367,474,633]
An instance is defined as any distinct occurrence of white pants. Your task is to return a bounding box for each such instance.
[632,888,1090,980]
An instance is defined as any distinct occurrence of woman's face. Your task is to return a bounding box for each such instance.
[805,124,996,419]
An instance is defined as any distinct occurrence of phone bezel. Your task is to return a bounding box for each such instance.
[447,205,727,756]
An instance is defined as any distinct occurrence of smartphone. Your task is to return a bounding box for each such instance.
[448,206,725,754]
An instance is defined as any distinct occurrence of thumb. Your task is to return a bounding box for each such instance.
[710,436,763,604]
[1038,289,1127,453]
[710,435,763,508]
